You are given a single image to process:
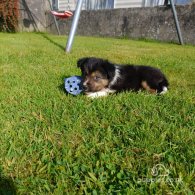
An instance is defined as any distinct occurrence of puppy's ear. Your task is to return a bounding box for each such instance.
[77,57,89,69]
[101,60,115,80]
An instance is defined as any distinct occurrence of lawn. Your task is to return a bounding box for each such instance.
[0,32,194,194]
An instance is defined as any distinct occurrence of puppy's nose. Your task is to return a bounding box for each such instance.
[82,82,88,91]
[83,85,87,91]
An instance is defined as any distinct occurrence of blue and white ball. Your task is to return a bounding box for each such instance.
[64,76,83,95]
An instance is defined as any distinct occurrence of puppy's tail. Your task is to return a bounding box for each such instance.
[158,78,169,94]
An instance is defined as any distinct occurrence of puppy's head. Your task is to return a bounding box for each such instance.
[77,57,115,93]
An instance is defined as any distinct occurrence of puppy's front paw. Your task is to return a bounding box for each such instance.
[86,91,108,98]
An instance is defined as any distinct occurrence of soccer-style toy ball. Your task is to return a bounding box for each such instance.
[64,76,83,95]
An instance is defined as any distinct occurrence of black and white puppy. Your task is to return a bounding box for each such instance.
[77,57,169,98]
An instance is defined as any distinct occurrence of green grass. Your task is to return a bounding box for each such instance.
[0,32,195,194]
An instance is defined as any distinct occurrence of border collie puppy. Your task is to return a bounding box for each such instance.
[77,57,169,98]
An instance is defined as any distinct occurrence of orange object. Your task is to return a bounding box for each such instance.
[51,10,73,19]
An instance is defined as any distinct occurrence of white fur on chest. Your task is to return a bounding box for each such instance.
[109,66,121,87]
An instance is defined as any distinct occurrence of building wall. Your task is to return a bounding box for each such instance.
[18,1,195,45]
[114,0,145,8]
[52,0,76,11]
[18,0,50,32]
[46,4,195,45]
[54,0,114,11]
[51,0,192,11]
[52,0,156,10]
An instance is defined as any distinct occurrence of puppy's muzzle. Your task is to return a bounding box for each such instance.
[82,84,88,91]
[82,81,90,92]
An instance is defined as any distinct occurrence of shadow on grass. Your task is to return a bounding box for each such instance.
[58,83,66,93]
[0,173,16,195]
[58,75,71,94]
[41,34,65,51]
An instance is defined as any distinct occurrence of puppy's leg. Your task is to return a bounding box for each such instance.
[141,81,157,94]
[86,89,116,98]
[86,91,109,98]
[159,86,168,94]
[141,81,168,94]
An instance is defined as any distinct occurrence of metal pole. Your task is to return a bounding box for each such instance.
[169,0,184,45]
[65,0,84,53]
[48,0,60,35]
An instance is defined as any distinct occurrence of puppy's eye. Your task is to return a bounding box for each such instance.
[94,76,101,81]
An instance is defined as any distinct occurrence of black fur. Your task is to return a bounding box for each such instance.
[77,57,169,94]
